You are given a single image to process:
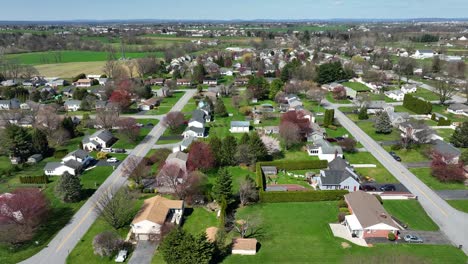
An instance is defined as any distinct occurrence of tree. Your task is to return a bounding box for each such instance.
[94,188,136,229]
[450,121,468,148]
[136,57,159,77]
[0,124,32,160]
[248,132,269,163]
[158,162,204,200]
[260,135,281,155]
[117,118,140,143]
[122,156,150,184]
[235,144,252,165]
[279,122,301,149]
[214,98,228,117]
[247,76,269,100]
[315,61,352,84]
[430,151,465,183]
[55,172,82,203]
[209,136,223,166]
[269,79,283,100]
[73,88,89,100]
[323,109,335,127]
[187,142,215,172]
[0,188,49,245]
[220,136,238,166]
[332,86,347,100]
[31,128,49,156]
[213,168,233,203]
[92,231,123,257]
[375,111,392,134]
[461,149,468,163]
[358,107,369,120]
[233,216,261,238]
[61,116,76,138]
[433,79,456,104]
[96,109,120,129]
[162,111,185,132]
[72,73,86,82]
[159,228,214,264]
[135,85,153,99]
[338,138,357,153]
[432,56,442,73]
[239,176,258,206]
[109,88,132,111]
[192,64,207,84]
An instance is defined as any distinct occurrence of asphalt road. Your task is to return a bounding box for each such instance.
[330,103,468,255]
[21,89,197,264]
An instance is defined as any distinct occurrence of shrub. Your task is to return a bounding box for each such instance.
[338,212,346,222]
[97,151,109,160]
[437,118,452,126]
[337,200,348,208]
[387,232,396,241]
[19,175,48,184]
[259,190,348,203]
[402,94,432,114]
[391,144,402,151]
[239,106,253,116]
[54,149,68,159]
[339,207,350,213]
[92,231,123,257]
[358,107,369,120]
[431,113,436,120]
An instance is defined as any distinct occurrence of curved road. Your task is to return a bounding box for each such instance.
[21,89,197,264]
[329,102,468,255]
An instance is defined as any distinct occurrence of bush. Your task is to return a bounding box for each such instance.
[239,106,253,116]
[337,200,348,208]
[339,207,350,213]
[387,232,396,241]
[92,231,123,257]
[97,151,109,160]
[431,113,436,120]
[54,149,68,159]
[19,175,48,184]
[390,144,402,151]
[338,212,346,222]
[259,190,348,203]
[437,118,452,126]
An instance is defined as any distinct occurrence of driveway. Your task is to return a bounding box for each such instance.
[399,230,452,245]
[128,241,159,264]
[364,183,409,192]
[94,160,122,167]
[436,190,468,200]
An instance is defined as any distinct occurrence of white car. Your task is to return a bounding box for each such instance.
[115,250,128,262]
[107,157,118,163]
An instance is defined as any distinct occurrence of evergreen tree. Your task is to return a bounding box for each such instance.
[220,136,238,166]
[214,98,228,117]
[62,116,76,138]
[0,124,32,160]
[450,121,468,148]
[213,168,233,203]
[269,79,283,100]
[209,136,222,165]
[193,233,215,264]
[192,64,207,84]
[248,132,268,163]
[324,109,335,126]
[375,111,392,134]
[160,228,214,264]
[31,128,49,156]
[358,107,369,120]
[239,133,250,145]
[55,172,82,203]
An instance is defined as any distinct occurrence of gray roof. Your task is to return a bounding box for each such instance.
[92,129,114,143]
[328,157,349,171]
[366,100,387,109]
[261,166,278,175]
[167,151,188,162]
[181,136,195,148]
[64,160,82,170]
[231,121,250,128]
[310,138,343,155]
[321,168,359,185]
[448,103,468,111]
[432,139,461,157]
[64,100,81,106]
[191,109,207,123]
[65,149,89,160]
[418,50,434,54]
[186,126,205,134]
[44,162,62,171]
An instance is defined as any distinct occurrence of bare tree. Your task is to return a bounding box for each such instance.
[35,105,61,137]
[95,109,120,129]
[433,79,456,104]
[94,188,136,230]
[136,57,158,77]
[122,156,150,184]
[239,177,258,206]
[260,135,281,155]
[233,216,261,238]
[162,111,185,132]
[116,117,140,143]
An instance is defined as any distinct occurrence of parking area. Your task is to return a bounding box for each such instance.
[398,230,452,245]
[128,241,159,264]
[363,183,409,192]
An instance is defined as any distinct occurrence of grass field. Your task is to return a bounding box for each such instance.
[413,88,441,101]
[35,61,106,78]
[383,200,439,231]
[6,50,162,65]
[343,82,371,92]
[222,202,466,264]
[409,168,468,190]
[435,129,455,141]
[447,200,468,213]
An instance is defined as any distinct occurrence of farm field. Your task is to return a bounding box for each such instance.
[35,61,106,78]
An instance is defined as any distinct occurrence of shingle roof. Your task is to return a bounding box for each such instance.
[65,149,89,160]
[448,103,468,111]
[92,129,114,143]
[321,168,358,185]
[64,160,82,170]
[167,151,188,162]
[44,162,62,171]
[191,109,206,123]
[432,139,461,157]
[185,126,205,134]
[132,195,183,225]
[328,157,349,171]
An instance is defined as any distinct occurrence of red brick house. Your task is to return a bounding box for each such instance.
[343,191,400,239]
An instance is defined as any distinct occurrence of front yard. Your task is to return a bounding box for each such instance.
[447,200,468,213]
[382,145,431,163]
[409,168,468,190]
[344,152,398,183]
[383,200,439,231]
[145,91,185,115]
[355,121,400,142]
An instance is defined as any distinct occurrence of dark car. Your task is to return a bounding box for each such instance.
[360,185,377,191]
[389,151,401,162]
[380,184,396,192]
[335,136,345,142]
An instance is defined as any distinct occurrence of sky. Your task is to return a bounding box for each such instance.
[2,0,468,21]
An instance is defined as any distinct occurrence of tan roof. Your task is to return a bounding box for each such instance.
[232,238,257,251]
[132,195,183,225]
[345,191,399,229]
[167,151,188,162]
[77,79,92,83]
[205,227,219,242]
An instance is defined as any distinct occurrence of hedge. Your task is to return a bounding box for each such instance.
[259,190,348,203]
[256,160,329,191]
[402,94,432,114]
[437,118,452,126]
[19,175,49,184]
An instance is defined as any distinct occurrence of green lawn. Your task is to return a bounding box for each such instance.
[181,98,198,114]
[435,129,455,141]
[343,82,371,92]
[344,152,398,183]
[182,207,218,235]
[6,50,162,65]
[145,91,185,115]
[222,202,466,264]
[413,88,441,101]
[325,126,351,138]
[447,200,468,213]
[383,200,439,231]
[409,168,468,190]
[355,121,400,142]
[394,105,418,115]
[382,145,431,163]
[326,93,351,104]
[205,166,255,193]
[112,120,158,149]
[431,104,467,122]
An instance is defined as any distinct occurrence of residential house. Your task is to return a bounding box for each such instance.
[62,86,76,97]
[44,149,92,176]
[447,103,468,116]
[431,139,461,164]
[131,196,184,240]
[387,110,410,127]
[64,100,82,111]
[343,191,400,238]
[232,238,258,255]
[172,136,195,153]
[0,99,21,110]
[165,151,188,172]
[398,121,440,142]
[401,84,418,94]
[230,121,250,133]
[307,138,343,162]
[176,79,191,86]
[82,129,116,151]
[315,157,360,192]
[413,50,435,59]
[138,97,161,111]
[220,68,234,76]
[203,78,218,86]
[384,90,405,101]
[234,78,249,86]
[182,110,207,138]
[98,78,108,86]
[364,101,394,115]
[75,79,92,88]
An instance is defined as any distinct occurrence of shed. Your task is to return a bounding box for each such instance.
[232,238,258,255]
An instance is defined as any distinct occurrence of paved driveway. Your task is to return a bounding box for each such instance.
[436,190,468,200]
[364,183,409,192]
[399,230,452,245]
[128,241,159,264]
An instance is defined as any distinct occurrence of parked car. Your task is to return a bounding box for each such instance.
[360,185,377,191]
[389,151,401,162]
[115,250,128,262]
[404,234,423,243]
[380,184,396,192]
[101,147,113,153]
[113,148,126,153]
[107,157,118,163]
[335,136,345,142]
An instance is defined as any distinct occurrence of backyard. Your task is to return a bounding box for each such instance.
[382,145,431,163]
[343,82,371,92]
[355,120,400,142]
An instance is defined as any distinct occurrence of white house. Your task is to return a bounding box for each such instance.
[0,99,21,110]
[172,136,195,153]
[447,103,468,116]
[64,100,81,111]
[230,121,250,133]
[203,78,218,86]
[401,84,417,94]
[315,157,360,192]
[44,149,92,176]
[413,50,435,59]
[220,68,234,76]
[176,79,191,86]
[183,110,207,138]
[131,196,184,240]
[384,90,405,101]
[82,130,116,151]
[307,138,343,162]
[75,79,92,87]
